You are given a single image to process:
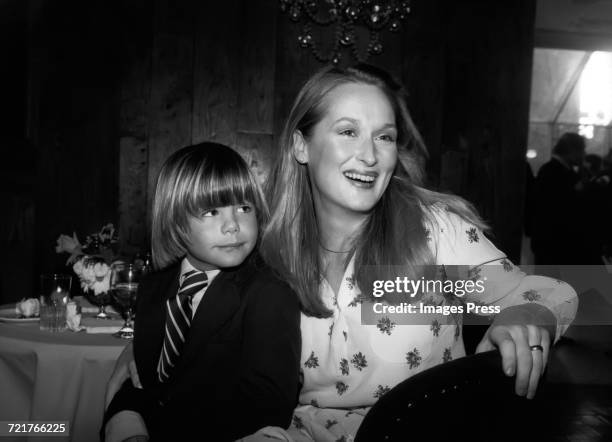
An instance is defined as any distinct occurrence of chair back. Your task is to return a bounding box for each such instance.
[355,350,540,442]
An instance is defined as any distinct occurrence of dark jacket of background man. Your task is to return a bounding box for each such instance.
[532,132,588,265]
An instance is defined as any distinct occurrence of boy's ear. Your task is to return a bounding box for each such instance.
[292,131,309,164]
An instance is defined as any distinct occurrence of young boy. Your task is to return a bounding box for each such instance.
[103,143,301,441]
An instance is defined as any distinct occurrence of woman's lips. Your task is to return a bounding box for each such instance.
[343,171,377,189]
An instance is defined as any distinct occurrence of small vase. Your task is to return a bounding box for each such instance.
[84,290,112,320]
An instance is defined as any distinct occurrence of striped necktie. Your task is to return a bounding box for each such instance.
[157,269,208,383]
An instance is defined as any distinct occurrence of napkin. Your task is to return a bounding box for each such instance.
[66,302,85,332]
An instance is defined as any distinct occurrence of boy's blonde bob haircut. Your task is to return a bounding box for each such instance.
[151,142,268,270]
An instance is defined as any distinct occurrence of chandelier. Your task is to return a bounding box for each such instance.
[279,0,412,65]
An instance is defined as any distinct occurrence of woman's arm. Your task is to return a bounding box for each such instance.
[235,275,302,436]
[431,207,579,398]
[103,343,147,441]
[105,342,142,409]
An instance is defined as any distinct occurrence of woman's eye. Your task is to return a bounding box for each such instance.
[237,205,252,213]
[378,134,396,142]
[202,209,218,217]
[339,129,357,137]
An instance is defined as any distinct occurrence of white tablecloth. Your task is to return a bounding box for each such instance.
[0,316,128,442]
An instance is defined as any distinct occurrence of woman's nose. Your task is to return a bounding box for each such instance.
[356,138,377,166]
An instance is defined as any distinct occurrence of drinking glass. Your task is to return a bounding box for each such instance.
[39,274,72,332]
[110,263,142,339]
[84,290,113,319]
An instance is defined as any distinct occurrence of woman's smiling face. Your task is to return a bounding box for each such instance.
[296,82,398,217]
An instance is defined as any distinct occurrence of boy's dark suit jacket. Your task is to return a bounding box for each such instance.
[104,256,301,441]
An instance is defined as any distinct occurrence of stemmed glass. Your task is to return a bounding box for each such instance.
[110,262,142,339]
[85,290,113,319]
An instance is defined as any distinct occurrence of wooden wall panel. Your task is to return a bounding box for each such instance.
[235,132,275,187]
[441,0,536,260]
[400,0,446,185]
[1,0,33,303]
[29,0,119,276]
[191,0,241,147]
[146,0,195,225]
[118,0,152,254]
[497,2,537,260]
[236,0,278,135]
[234,1,278,183]
[273,9,322,137]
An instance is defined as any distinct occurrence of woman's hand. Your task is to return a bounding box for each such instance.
[476,304,555,399]
[105,342,142,409]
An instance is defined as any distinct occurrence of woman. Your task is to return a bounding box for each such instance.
[259,64,577,441]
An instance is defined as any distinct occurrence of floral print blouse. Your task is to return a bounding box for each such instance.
[287,206,578,442]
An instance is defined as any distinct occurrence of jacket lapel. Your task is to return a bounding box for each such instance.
[169,268,243,378]
[134,265,180,388]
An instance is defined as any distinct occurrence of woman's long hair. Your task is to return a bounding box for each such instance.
[261,65,484,317]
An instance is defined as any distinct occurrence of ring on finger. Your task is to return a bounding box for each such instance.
[529,344,544,352]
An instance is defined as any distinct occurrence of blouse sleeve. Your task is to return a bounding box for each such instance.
[428,205,578,342]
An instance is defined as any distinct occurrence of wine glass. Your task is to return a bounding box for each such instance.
[110,263,142,339]
[84,290,113,319]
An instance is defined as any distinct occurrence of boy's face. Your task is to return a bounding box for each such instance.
[185,204,258,271]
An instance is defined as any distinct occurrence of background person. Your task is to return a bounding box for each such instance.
[532,132,589,264]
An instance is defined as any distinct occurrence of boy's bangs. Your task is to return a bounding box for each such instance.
[186,162,257,215]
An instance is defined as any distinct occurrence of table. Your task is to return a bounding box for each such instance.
[0,315,128,442]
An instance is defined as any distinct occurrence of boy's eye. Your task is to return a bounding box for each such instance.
[201,209,218,217]
[237,205,252,213]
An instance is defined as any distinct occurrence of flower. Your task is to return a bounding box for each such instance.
[83,223,118,253]
[73,258,84,275]
[98,223,116,242]
[93,262,110,279]
[55,233,83,264]
[91,272,111,295]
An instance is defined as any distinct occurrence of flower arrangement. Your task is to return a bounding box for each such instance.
[72,257,112,295]
[55,223,118,296]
